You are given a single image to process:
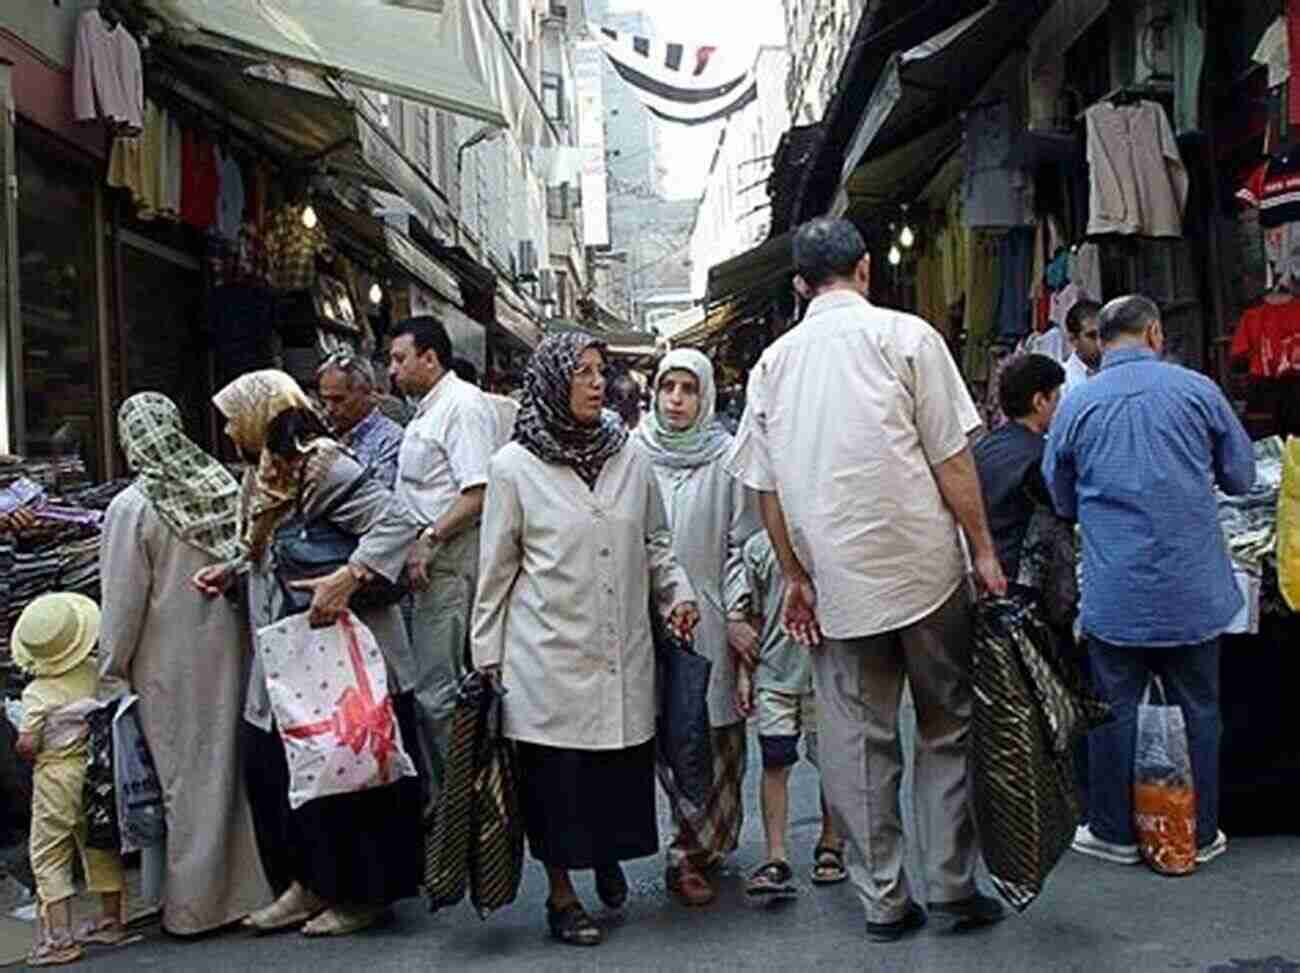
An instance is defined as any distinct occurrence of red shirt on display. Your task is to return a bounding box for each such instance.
[181,129,219,230]
[1231,298,1300,378]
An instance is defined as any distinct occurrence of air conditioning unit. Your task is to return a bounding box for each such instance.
[517,240,539,282]
[539,268,557,303]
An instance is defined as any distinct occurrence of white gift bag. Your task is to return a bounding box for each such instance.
[258,611,416,810]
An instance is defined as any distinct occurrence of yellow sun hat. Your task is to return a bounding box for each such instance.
[11,592,101,677]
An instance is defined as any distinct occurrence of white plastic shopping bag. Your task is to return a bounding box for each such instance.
[112,695,166,854]
[258,611,416,810]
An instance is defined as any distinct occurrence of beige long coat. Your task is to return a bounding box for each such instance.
[99,484,271,935]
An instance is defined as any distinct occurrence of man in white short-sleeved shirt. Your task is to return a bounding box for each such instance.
[389,316,504,803]
[727,218,1007,942]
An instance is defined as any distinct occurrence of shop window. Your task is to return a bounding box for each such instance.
[14,139,100,476]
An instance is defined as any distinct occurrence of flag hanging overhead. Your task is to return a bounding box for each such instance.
[596,27,757,126]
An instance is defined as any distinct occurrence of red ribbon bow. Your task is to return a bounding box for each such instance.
[283,613,397,778]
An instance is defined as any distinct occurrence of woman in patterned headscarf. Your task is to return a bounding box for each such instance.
[472,334,699,947]
[197,370,425,938]
[99,392,271,935]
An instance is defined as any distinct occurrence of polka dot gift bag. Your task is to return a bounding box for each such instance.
[258,611,417,809]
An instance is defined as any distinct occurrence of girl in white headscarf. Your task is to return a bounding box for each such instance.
[636,348,760,906]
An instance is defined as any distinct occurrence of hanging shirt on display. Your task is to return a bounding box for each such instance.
[215,151,246,243]
[265,205,331,292]
[1254,17,1290,89]
[1085,101,1188,238]
[181,131,220,230]
[962,100,1034,229]
[73,10,143,131]
[1258,152,1300,228]
[1231,299,1300,378]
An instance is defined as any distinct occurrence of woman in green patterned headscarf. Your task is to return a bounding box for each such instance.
[116,392,242,563]
[98,391,272,935]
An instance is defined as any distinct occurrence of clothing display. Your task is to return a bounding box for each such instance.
[994,227,1035,341]
[1230,299,1300,378]
[72,10,143,131]
[181,130,220,231]
[1258,152,1300,229]
[1085,101,1188,238]
[264,205,331,292]
[962,100,1034,229]
[1255,16,1290,89]
[962,232,1002,380]
[1070,243,1103,301]
[215,150,246,243]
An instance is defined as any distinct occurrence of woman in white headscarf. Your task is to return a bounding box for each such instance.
[636,349,760,907]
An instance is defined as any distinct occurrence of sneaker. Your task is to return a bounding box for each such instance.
[1196,830,1228,865]
[866,901,927,943]
[929,892,1007,932]
[1071,824,1141,865]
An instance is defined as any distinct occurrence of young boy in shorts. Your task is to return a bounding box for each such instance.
[737,532,845,900]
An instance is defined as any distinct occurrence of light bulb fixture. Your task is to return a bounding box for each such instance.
[899,224,915,249]
[301,204,318,229]
[369,282,384,305]
[888,244,902,267]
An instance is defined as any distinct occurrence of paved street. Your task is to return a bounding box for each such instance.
[70,711,1300,973]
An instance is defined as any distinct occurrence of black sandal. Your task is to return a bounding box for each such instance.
[811,845,848,885]
[546,901,603,946]
[746,860,797,899]
[594,864,629,909]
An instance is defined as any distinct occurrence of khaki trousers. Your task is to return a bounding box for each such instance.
[813,587,977,924]
[408,525,480,809]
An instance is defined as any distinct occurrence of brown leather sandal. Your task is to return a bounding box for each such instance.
[666,865,716,907]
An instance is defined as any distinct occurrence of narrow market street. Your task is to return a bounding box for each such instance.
[71,715,1300,973]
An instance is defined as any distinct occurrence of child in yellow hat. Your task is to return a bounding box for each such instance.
[12,592,128,966]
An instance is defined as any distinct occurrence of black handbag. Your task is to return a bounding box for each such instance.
[653,622,715,808]
[271,468,406,617]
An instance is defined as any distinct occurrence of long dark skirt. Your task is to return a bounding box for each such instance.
[515,738,658,870]
[243,692,424,906]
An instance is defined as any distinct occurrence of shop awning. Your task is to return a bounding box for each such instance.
[319,201,461,305]
[545,319,660,355]
[494,292,543,350]
[705,232,792,309]
[152,50,447,237]
[144,0,506,125]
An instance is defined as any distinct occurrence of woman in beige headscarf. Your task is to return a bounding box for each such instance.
[196,370,424,938]
[99,392,271,935]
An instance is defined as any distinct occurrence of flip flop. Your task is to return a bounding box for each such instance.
[75,918,141,947]
[811,845,848,885]
[27,937,83,967]
[243,898,323,934]
[746,860,797,899]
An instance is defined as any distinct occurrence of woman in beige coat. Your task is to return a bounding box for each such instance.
[99,393,270,935]
[472,334,697,947]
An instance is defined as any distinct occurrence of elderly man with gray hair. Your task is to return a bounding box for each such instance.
[727,216,1006,943]
[1044,294,1255,869]
[317,349,405,488]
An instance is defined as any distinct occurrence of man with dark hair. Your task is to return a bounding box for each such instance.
[1063,299,1103,393]
[317,351,403,488]
[605,371,643,429]
[973,354,1066,581]
[728,216,1006,943]
[1044,294,1255,869]
[388,315,504,804]
[450,356,480,387]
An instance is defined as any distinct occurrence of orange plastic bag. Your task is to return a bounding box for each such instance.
[1133,677,1196,875]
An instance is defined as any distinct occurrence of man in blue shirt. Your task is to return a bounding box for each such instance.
[317,352,404,489]
[1043,295,1255,868]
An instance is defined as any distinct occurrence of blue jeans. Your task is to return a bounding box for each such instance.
[1087,638,1221,848]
